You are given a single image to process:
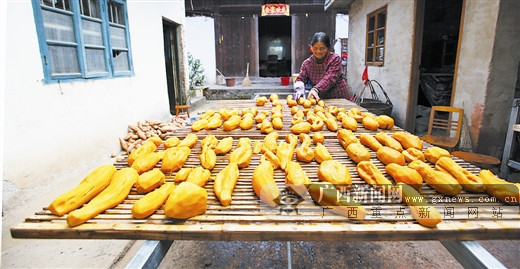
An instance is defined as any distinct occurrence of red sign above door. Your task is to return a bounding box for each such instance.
[261,4,290,16]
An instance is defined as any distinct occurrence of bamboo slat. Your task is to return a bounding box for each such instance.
[10,99,520,241]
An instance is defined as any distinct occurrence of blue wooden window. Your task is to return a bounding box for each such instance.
[32,0,133,83]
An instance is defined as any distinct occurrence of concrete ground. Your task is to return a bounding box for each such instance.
[2,97,519,268]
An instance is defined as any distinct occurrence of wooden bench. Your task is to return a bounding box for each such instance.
[174,105,190,117]
[452,151,501,170]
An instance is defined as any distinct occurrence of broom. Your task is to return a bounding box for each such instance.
[241,62,252,86]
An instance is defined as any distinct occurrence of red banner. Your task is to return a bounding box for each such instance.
[261,4,290,16]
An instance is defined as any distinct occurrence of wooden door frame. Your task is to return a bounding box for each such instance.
[162,18,184,115]
[404,0,425,132]
[405,0,465,132]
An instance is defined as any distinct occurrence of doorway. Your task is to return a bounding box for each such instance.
[258,16,291,77]
[163,20,183,115]
[414,0,463,135]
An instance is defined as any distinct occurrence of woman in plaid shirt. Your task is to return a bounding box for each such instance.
[294,32,350,101]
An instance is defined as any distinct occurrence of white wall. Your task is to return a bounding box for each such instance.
[452,1,498,149]
[186,16,216,84]
[334,13,349,54]
[348,1,415,126]
[453,0,520,155]
[3,1,185,191]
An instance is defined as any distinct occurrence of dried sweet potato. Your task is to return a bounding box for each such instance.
[375,132,403,152]
[324,117,338,132]
[128,140,157,165]
[318,159,352,186]
[252,156,280,207]
[67,167,138,227]
[186,166,211,187]
[347,143,371,164]
[164,136,180,149]
[337,129,359,149]
[313,132,325,145]
[308,182,365,220]
[201,135,218,149]
[290,121,311,135]
[284,161,311,196]
[48,164,116,216]
[285,134,299,149]
[229,145,253,168]
[287,98,298,107]
[402,147,426,162]
[263,149,281,170]
[310,117,324,131]
[237,137,251,148]
[164,181,208,219]
[132,182,175,219]
[396,182,442,227]
[392,131,423,150]
[256,96,268,106]
[240,114,255,130]
[376,146,406,166]
[255,111,268,123]
[178,133,198,148]
[314,143,333,163]
[252,140,263,154]
[296,143,314,163]
[479,169,519,205]
[222,115,241,131]
[347,107,364,122]
[276,141,295,171]
[385,163,423,191]
[206,115,223,130]
[191,118,208,132]
[359,133,383,152]
[362,115,379,131]
[260,118,274,134]
[214,162,240,206]
[131,152,161,174]
[435,157,485,193]
[424,146,450,164]
[341,115,358,131]
[135,168,166,193]
[161,146,191,173]
[174,167,192,183]
[356,161,394,192]
[375,115,394,130]
[200,144,217,170]
[215,137,234,155]
[262,131,279,153]
[408,160,462,196]
[272,117,284,130]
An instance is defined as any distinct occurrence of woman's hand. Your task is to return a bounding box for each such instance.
[309,88,320,101]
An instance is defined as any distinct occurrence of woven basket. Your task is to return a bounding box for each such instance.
[353,80,393,116]
[359,99,392,115]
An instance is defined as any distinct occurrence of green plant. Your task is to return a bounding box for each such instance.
[188,53,206,90]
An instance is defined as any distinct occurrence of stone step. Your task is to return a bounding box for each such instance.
[203,83,294,100]
[189,96,207,113]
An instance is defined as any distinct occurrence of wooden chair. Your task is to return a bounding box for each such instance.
[421,106,463,151]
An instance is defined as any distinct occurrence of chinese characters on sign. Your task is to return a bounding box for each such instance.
[261,4,290,16]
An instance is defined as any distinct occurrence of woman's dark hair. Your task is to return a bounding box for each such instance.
[311,32,331,49]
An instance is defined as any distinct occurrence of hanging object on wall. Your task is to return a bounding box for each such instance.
[261,4,290,16]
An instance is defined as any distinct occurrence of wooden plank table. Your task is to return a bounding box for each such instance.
[10,99,519,267]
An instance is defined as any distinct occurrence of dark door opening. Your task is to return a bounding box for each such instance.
[415,0,463,135]
[258,16,291,77]
[163,20,183,115]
